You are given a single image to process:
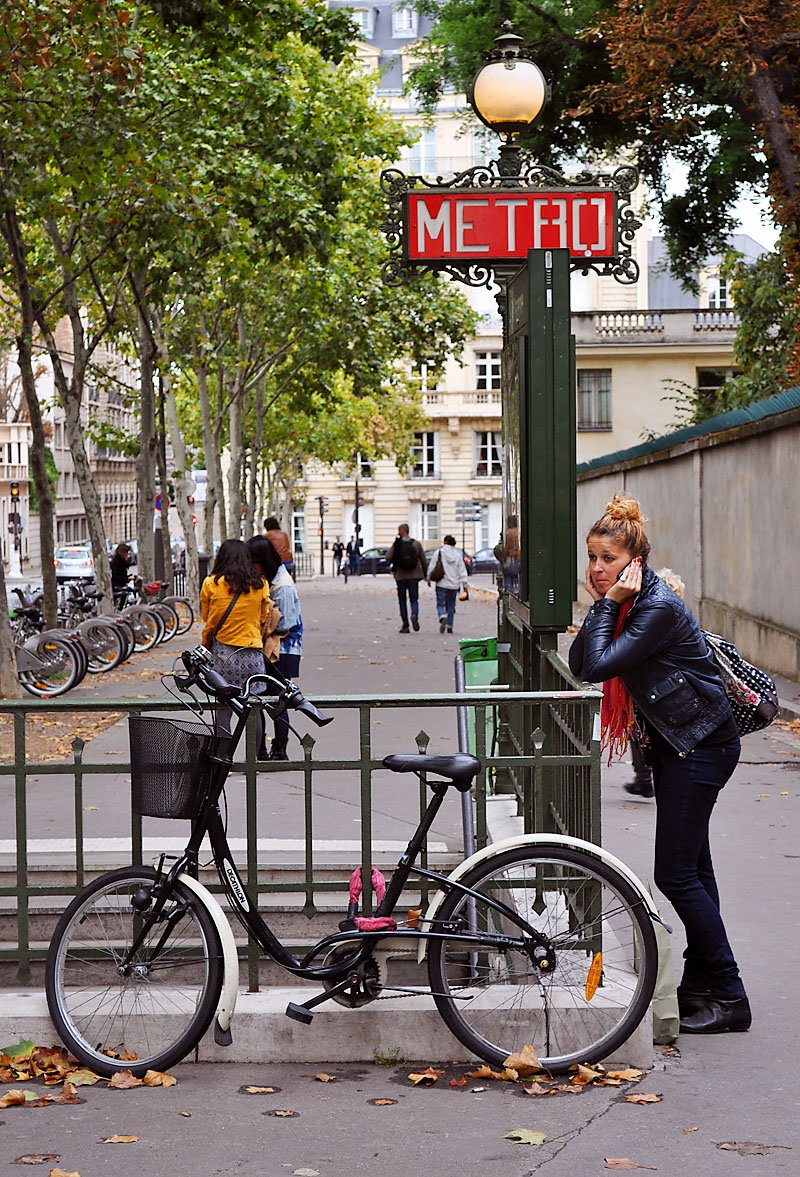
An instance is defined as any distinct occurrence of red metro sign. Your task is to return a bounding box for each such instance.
[405,188,617,264]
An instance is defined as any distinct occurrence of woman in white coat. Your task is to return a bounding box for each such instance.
[428,534,468,633]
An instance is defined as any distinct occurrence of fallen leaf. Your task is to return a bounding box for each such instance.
[607,1068,644,1081]
[180,1111,191,1117]
[13,1156,61,1165]
[100,1135,139,1144]
[407,1067,445,1086]
[66,1069,101,1087]
[681,1127,699,1135]
[571,1063,604,1086]
[779,791,790,795]
[448,1076,468,1088]
[369,1098,397,1106]
[716,1141,791,1156]
[142,1070,177,1088]
[604,1160,657,1171]
[503,1043,543,1076]
[243,1085,278,1094]
[109,1070,143,1089]
[47,1170,79,1177]
[313,1073,336,1083]
[271,1109,298,1118]
[625,1093,662,1105]
[292,1170,319,1176]
[465,1063,515,1081]
[504,1128,548,1146]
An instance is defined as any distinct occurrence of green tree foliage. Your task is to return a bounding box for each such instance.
[724,249,800,403]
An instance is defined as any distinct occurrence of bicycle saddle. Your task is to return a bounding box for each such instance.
[382,753,481,791]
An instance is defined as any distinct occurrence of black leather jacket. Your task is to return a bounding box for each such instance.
[568,566,733,755]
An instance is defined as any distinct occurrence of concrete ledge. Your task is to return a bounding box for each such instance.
[0,988,653,1069]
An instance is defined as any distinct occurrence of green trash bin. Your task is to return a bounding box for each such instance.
[458,637,498,756]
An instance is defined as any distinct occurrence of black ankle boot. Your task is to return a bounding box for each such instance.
[680,995,751,1034]
[677,986,711,1018]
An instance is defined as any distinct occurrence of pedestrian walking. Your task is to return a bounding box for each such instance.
[200,539,271,754]
[332,537,345,576]
[388,523,427,633]
[247,535,303,762]
[263,516,295,580]
[501,514,521,594]
[345,535,361,578]
[427,534,468,633]
[568,494,750,1036]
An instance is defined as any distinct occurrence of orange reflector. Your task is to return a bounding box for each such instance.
[585,952,603,1001]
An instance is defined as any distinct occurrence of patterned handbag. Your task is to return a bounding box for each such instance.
[703,631,779,735]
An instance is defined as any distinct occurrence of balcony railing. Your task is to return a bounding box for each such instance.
[573,308,741,345]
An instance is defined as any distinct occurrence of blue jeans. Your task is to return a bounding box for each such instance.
[650,730,744,1000]
[396,578,420,628]
[435,586,457,627]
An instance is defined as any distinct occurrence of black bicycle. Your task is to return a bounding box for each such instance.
[45,646,659,1077]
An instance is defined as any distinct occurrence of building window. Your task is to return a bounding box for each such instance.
[292,507,305,553]
[696,367,739,413]
[409,128,436,175]
[411,431,438,478]
[476,350,501,391]
[706,273,729,309]
[351,7,374,37]
[419,501,439,542]
[414,360,439,393]
[577,369,612,431]
[475,431,503,477]
[392,5,417,36]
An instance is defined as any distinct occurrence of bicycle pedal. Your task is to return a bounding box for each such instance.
[285,1002,314,1025]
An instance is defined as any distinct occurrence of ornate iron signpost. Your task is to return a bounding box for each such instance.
[379,23,640,676]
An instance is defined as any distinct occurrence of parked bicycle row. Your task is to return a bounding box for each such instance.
[9,577,194,698]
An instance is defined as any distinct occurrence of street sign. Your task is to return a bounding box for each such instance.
[406,188,617,264]
[155,493,169,511]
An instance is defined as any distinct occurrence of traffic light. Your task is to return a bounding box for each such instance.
[318,495,328,516]
[10,481,19,499]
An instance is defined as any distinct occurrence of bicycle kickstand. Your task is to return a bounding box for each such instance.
[285,973,360,1025]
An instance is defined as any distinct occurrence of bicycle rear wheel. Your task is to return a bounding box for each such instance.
[427,846,657,1072]
[80,621,126,672]
[122,606,163,651]
[18,635,82,697]
[152,601,179,643]
[46,866,223,1078]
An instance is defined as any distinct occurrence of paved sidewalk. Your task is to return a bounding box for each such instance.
[2,577,799,1175]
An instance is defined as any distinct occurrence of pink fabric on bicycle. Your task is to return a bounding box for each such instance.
[354,916,397,932]
[348,866,387,905]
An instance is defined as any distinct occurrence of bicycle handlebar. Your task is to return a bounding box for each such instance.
[178,647,333,728]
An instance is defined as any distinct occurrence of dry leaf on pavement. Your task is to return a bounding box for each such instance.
[100,1135,139,1144]
[313,1073,336,1083]
[49,1170,80,1177]
[407,1067,445,1086]
[13,1156,61,1165]
[369,1099,397,1106]
[503,1044,543,1076]
[624,1093,662,1105]
[243,1085,278,1094]
[109,1071,143,1089]
[504,1129,548,1146]
[448,1076,467,1087]
[604,1160,657,1171]
[681,1127,699,1135]
[716,1141,792,1156]
[142,1070,177,1087]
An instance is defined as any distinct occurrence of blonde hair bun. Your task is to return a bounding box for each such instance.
[604,494,646,526]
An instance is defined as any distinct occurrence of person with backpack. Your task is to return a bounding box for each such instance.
[427,534,469,633]
[388,523,427,633]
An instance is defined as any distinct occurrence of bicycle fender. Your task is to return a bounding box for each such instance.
[416,834,662,964]
[178,872,239,1035]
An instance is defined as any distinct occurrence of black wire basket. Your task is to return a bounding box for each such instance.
[129,715,215,820]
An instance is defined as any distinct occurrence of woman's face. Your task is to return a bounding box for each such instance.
[587,535,635,596]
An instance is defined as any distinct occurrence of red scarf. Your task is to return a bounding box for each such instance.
[600,597,636,765]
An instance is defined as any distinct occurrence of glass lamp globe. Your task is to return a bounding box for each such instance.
[471,57,548,136]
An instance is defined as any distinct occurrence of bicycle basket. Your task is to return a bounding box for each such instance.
[129,715,215,819]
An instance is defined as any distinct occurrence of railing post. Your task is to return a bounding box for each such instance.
[72,735,85,891]
[14,711,31,986]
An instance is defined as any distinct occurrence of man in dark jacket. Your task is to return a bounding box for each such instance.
[388,523,427,633]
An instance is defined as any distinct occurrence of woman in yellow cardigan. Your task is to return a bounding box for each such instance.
[200,539,270,751]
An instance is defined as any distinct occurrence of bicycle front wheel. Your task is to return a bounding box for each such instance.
[46,867,224,1078]
[122,606,163,651]
[18,635,82,697]
[164,595,194,635]
[427,846,657,1072]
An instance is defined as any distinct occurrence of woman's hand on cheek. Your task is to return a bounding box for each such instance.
[605,556,642,603]
[584,565,604,602]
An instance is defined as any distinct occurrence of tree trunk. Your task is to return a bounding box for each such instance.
[132,270,157,584]
[193,347,219,557]
[244,373,266,537]
[748,54,800,207]
[153,322,200,608]
[227,379,244,538]
[0,553,22,699]
[1,207,58,626]
[214,365,227,539]
[156,378,174,591]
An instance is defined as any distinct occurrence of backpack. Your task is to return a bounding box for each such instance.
[703,631,779,735]
[394,538,419,572]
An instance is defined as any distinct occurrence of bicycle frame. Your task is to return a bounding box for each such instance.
[122,687,552,998]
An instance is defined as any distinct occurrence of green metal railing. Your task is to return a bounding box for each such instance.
[0,686,600,986]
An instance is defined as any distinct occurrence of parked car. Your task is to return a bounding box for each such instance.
[469,547,501,574]
[424,546,474,575]
[54,546,95,581]
[355,547,392,575]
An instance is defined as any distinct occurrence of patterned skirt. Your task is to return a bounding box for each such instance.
[210,642,267,748]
